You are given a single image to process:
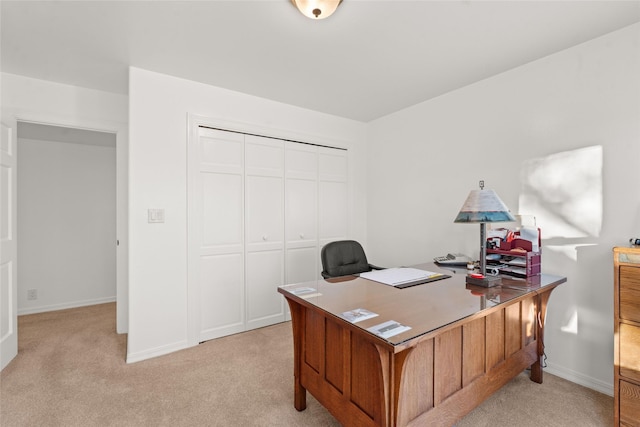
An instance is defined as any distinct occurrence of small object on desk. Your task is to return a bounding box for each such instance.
[289,287,316,295]
[368,320,411,339]
[466,274,502,287]
[340,308,378,323]
[434,253,473,265]
[360,267,447,287]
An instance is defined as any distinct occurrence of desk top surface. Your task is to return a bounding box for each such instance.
[278,262,566,347]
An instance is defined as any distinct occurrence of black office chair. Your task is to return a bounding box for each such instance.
[320,240,384,279]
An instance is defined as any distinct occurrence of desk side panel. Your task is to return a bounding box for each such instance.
[300,308,385,427]
[462,318,486,386]
[401,298,540,427]
[434,328,463,404]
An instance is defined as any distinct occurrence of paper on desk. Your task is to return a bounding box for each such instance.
[520,226,539,252]
[368,320,411,339]
[340,308,378,323]
[360,267,442,287]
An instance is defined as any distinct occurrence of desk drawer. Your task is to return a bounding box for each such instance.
[620,323,640,383]
[620,265,640,324]
[620,380,640,427]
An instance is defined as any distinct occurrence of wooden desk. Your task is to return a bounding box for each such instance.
[278,263,565,427]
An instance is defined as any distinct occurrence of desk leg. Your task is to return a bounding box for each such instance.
[530,288,554,384]
[286,298,307,411]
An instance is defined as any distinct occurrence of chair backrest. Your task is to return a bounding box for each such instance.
[321,240,371,278]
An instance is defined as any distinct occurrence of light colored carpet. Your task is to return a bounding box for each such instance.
[0,303,613,426]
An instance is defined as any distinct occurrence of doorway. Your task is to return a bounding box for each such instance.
[16,122,117,314]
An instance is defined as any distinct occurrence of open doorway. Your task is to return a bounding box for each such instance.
[16,122,117,314]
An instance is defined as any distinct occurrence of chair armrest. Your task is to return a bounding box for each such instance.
[369,264,385,271]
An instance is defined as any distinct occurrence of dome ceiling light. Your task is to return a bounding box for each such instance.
[291,0,343,20]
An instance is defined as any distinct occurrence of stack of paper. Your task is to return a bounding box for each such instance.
[360,267,441,287]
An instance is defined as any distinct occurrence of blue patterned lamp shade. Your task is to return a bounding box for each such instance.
[454,189,515,223]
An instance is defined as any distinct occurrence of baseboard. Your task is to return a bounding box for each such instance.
[126,340,190,364]
[18,296,116,316]
[545,361,614,397]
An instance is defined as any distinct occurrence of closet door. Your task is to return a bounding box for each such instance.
[319,147,348,249]
[245,135,285,330]
[196,128,245,342]
[285,142,319,289]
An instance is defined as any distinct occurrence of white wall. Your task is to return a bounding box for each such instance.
[128,68,367,362]
[367,23,640,394]
[17,137,116,313]
[1,73,129,333]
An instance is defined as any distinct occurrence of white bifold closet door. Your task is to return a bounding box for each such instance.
[285,142,318,294]
[192,126,347,343]
[197,129,245,341]
[244,135,285,330]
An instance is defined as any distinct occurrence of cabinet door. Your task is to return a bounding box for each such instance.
[620,265,640,324]
[620,380,640,427]
[245,136,285,329]
[319,147,348,247]
[195,128,245,341]
[620,323,640,383]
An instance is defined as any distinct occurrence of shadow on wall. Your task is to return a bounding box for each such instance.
[518,145,612,380]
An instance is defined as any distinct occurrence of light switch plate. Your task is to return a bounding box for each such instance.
[148,208,165,223]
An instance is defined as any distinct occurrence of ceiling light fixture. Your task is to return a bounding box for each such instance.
[291,0,343,20]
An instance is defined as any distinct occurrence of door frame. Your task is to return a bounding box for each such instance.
[5,111,128,336]
[1,122,17,370]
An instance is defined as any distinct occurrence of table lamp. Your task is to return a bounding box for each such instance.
[454,180,515,286]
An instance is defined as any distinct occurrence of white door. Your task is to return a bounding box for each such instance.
[1,123,17,370]
[245,135,285,330]
[285,142,319,285]
[194,128,245,342]
[319,147,348,247]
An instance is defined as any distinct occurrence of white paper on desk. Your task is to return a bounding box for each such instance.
[520,226,539,252]
[360,267,441,287]
[340,308,379,323]
[368,320,411,339]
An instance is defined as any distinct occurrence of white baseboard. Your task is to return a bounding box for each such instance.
[545,361,614,397]
[126,340,190,364]
[18,296,116,316]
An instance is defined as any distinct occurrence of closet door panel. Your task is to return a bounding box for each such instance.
[286,143,317,180]
[245,135,284,176]
[319,147,347,182]
[246,137,284,252]
[286,246,319,285]
[194,127,245,344]
[199,253,245,341]
[246,175,283,250]
[201,173,243,252]
[319,147,348,245]
[246,250,285,329]
[286,178,317,247]
[245,136,285,329]
[199,128,243,174]
[319,180,348,242]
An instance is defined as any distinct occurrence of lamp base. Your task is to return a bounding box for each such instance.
[465,274,502,288]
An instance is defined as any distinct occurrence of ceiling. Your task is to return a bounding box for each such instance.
[2,1,639,122]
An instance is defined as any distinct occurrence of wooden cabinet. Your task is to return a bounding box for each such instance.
[614,246,640,427]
